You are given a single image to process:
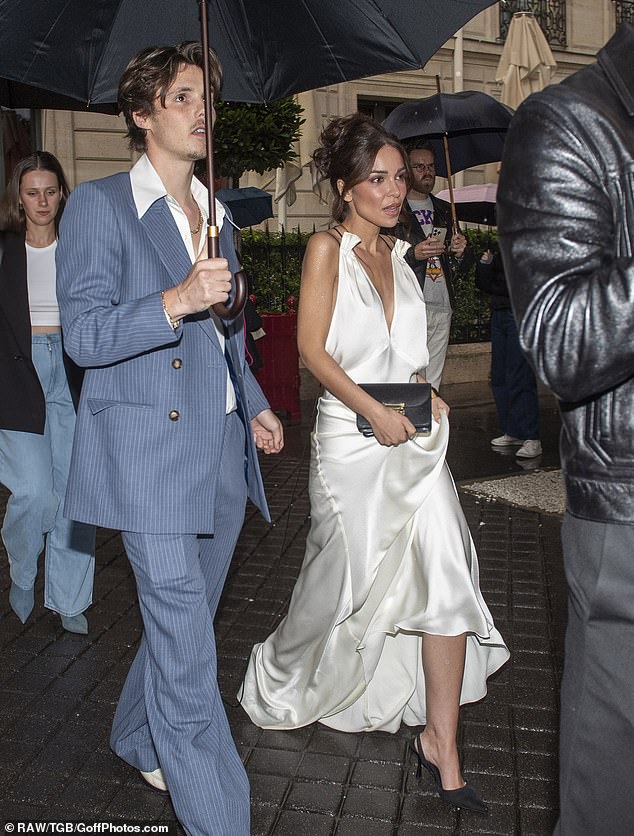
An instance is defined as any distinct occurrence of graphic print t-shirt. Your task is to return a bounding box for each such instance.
[407,197,449,310]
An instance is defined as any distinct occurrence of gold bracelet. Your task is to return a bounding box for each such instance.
[161,290,181,329]
[431,386,439,399]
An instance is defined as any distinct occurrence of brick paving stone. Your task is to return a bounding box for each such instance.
[285,780,345,815]
[351,760,403,790]
[247,747,304,777]
[271,809,335,836]
[251,805,279,836]
[341,785,400,821]
[336,817,397,835]
[249,773,290,807]
[296,752,352,784]
[0,387,567,834]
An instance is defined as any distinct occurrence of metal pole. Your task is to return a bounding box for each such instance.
[435,75,459,232]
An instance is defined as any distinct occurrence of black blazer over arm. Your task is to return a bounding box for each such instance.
[0,230,83,433]
[0,230,46,433]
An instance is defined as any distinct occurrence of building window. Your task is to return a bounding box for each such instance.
[613,1,634,23]
[356,98,403,123]
[499,1,567,49]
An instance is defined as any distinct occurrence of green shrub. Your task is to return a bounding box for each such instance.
[450,227,498,344]
[240,227,310,313]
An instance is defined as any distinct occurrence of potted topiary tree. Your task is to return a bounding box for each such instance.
[239,226,310,421]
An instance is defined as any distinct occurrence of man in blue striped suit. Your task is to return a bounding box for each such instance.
[56,43,283,836]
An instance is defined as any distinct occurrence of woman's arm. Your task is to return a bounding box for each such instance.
[297,232,415,446]
[414,373,450,423]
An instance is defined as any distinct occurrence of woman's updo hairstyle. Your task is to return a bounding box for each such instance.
[312,113,409,223]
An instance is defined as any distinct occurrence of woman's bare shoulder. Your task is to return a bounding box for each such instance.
[306,228,342,254]
[303,229,342,273]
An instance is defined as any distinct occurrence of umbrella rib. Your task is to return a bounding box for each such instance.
[17,0,92,102]
[83,0,131,106]
[295,0,419,82]
[19,0,72,75]
[212,0,267,101]
[17,0,126,107]
[351,0,420,70]
[297,0,346,78]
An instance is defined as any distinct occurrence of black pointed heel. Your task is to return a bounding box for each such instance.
[410,735,488,815]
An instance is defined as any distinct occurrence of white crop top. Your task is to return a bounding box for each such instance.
[26,241,60,327]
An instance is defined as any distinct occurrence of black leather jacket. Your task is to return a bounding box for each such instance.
[498,23,634,524]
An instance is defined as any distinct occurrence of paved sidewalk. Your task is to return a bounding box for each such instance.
[0,384,566,834]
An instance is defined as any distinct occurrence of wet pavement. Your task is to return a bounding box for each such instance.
[0,382,566,835]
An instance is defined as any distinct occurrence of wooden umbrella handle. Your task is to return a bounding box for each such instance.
[441,133,460,235]
[206,225,248,319]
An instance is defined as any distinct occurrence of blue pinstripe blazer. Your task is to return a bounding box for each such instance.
[56,173,270,533]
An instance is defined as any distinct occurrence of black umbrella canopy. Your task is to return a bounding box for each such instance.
[383,91,513,178]
[0,0,498,109]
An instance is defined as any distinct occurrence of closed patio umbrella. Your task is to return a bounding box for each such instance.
[496,12,557,109]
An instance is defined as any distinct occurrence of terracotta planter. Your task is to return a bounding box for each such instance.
[255,312,301,420]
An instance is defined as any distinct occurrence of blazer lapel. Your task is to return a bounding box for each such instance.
[140,199,191,287]
[139,199,221,349]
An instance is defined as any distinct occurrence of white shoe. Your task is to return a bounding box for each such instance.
[140,768,168,793]
[491,433,522,447]
[515,439,542,458]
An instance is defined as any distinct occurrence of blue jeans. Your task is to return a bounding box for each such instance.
[490,308,539,440]
[0,334,95,616]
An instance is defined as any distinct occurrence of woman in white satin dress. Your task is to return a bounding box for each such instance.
[239,114,509,814]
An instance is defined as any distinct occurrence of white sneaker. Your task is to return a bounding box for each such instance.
[515,439,542,458]
[140,768,168,792]
[491,433,523,447]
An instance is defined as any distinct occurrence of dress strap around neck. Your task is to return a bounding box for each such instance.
[379,233,396,252]
[327,225,345,244]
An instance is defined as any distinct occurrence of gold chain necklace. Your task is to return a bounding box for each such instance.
[190,204,203,235]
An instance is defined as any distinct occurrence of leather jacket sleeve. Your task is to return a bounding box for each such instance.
[497,92,634,404]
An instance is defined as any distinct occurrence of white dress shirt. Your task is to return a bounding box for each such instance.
[130,154,236,414]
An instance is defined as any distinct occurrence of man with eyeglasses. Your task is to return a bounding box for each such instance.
[392,140,470,390]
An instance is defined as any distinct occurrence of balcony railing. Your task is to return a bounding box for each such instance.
[613,0,634,23]
[500,1,567,48]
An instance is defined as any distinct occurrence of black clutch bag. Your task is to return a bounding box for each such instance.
[355,383,432,437]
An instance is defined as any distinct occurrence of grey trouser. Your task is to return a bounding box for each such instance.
[554,513,634,835]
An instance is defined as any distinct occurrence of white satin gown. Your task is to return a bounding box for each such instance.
[239,232,509,733]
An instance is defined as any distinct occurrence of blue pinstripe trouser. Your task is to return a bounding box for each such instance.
[111,412,249,836]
